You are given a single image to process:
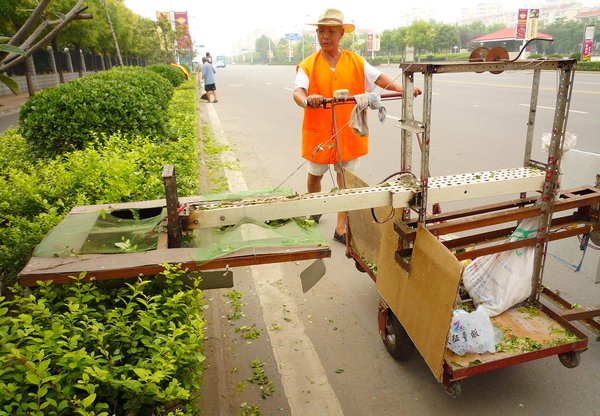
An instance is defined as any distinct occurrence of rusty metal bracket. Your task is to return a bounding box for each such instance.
[162,164,182,248]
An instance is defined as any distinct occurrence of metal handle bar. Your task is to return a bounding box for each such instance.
[319,92,404,108]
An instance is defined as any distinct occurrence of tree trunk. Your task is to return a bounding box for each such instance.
[65,48,74,73]
[101,0,123,66]
[24,55,36,96]
[52,38,65,83]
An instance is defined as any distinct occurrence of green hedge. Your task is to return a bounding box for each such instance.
[0,80,203,414]
[148,64,186,87]
[0,81,199,287]
[18,66,174,157]
[0,265,205,415]
[576,60,600,71]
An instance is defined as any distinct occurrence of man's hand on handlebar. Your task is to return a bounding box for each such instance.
[306,94,326,108]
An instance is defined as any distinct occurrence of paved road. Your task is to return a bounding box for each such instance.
[0,108,19,132]
[198,64,600,416]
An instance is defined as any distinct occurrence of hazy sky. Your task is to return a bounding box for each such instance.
[123,0,599,56]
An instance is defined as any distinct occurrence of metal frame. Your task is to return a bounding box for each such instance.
[354,58,599,396]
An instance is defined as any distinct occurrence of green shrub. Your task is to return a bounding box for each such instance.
[18,66,174,157]
[0,264,205,415]
[570,52,581,60]
[576,60,600,71]
[148,64,186,87]
[0,82,199,287]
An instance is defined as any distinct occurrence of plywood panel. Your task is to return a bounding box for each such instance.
[376,225,463,382]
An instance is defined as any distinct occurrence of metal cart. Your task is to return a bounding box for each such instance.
[346,58,600,397]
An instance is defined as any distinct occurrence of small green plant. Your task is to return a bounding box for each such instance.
[236,324,261,340]
[224,290,244,321]
[247,360,275,400]
[238,402,262,416]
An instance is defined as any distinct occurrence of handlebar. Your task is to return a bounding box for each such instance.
[316,92,404,108]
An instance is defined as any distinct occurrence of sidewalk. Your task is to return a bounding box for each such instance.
[0,92,29,116]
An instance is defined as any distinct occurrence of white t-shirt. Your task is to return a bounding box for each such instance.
[295,57,382,93]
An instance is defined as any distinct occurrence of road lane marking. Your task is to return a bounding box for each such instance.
[436,79,600,95]
[206,104,345,416]
[518,104,588,114]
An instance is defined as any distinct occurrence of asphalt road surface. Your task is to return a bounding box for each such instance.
[198,63,600,416]
[0,108,18,133]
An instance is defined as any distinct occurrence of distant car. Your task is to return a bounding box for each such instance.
[215,56,226,68]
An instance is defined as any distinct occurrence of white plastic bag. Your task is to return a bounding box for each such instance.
[447,306,496,356]
[462,217,538,317]
[541,132,577,155]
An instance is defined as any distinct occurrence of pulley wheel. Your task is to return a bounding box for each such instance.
[486,46,509,74]
[469,47,489,73]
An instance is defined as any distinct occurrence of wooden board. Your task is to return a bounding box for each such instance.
[398,226,464,381]
[345,170,392,271]
[18,245,330,287]
[345,170,464,382]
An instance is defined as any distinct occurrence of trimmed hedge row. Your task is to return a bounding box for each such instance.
[0,81,199,288]
[0,80,203,415]
[148,63,187,87]
[576,61,600,71]
[19,66,174,157]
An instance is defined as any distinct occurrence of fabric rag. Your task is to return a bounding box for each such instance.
[349,92,381,136]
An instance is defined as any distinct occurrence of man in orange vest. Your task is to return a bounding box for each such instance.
[294,8,421,244]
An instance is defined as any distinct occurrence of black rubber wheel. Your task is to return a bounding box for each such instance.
[382,312,415,361]
[445,381,462,399]
[558,351,581,368]
[355,260,366,273]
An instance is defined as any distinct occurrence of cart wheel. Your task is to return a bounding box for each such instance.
[558,351,581,368]
[382,312,415,361]
[445,381,462,399]
[354,260,366,273]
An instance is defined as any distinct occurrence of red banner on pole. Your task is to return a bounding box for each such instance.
[516,9,528,40]
[174,11,191,50]
[582,25,595,61]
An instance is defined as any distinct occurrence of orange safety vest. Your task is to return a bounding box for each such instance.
[297,50,366,164]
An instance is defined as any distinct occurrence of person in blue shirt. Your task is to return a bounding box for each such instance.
[201,56,218,103]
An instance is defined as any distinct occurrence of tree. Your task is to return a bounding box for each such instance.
[405,21,435,60]
[434,24,460,55]
[0,0,92,94]
[381,27,407,61]
[99,0,122,65]
[540,18,594,55]
[129,17,163,64]
[255,35,270,64]
[156,13,176,63]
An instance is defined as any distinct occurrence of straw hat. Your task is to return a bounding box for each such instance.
[307,8,355,33]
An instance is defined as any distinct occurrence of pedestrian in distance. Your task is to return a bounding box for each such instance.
[206,52,213,64]
[293,8,421,244]
[201,56,218,103]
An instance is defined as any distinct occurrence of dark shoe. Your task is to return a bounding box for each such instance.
[333,231,346,244]
[309,214,322,224]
